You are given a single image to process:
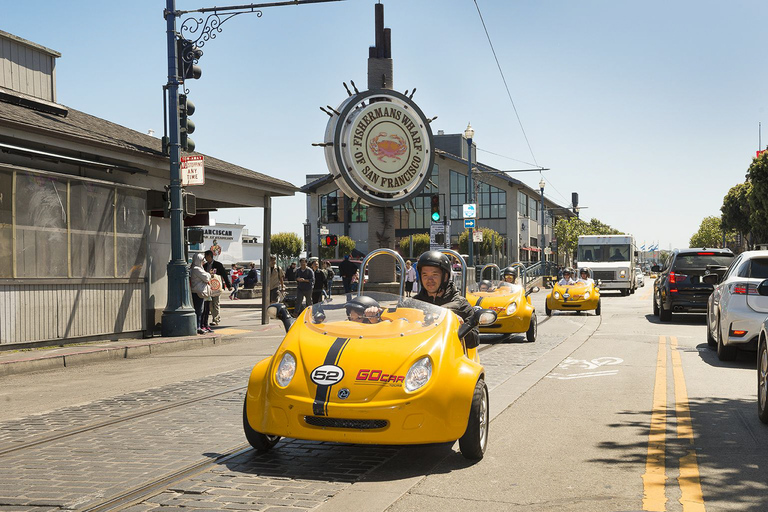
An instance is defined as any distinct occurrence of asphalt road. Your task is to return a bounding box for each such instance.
[1,278,766,511]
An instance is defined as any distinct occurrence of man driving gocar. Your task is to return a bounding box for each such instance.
[412,251,479,349]
[345,295,387,324]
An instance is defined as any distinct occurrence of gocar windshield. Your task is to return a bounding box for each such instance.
[305,292,447,339]
[468,280,522,295]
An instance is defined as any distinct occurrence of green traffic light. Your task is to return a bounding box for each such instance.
[431,212,440,222]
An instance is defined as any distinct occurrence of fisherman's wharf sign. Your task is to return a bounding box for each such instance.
[324,89,434,207]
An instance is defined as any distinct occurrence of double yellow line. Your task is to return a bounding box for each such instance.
[642,335,705,511]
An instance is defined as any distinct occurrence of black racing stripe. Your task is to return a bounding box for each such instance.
[312,337,349,416]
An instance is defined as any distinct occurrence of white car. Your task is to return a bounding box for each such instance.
[634,267,644,288]
[706,250,768,361]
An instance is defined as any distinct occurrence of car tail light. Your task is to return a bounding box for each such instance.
[669,272,688,284]
[731,283,757,295]
[697,252,715,255]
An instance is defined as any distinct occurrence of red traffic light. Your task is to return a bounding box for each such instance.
[325,234,338,247]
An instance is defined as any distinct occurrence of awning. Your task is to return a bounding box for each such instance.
[521,247,541,252]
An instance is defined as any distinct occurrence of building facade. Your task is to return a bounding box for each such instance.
[301,132,574,265]
[0,31,295,346]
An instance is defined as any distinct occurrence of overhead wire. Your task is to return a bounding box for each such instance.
[472,0,539,168]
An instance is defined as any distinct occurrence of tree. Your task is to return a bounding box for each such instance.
[722,182,752,250]
[586,218,622,236]
[553,217,589,265]
[399,233,431,259]
[689,216,722,248]
[270,232,303,259]
[320,235,355,259]
[458,227,504,262]
[748,151,768,243]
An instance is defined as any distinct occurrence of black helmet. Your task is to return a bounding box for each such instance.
[479,279,492,290]
[417,251,453,292]
[417,251,452,278]
[579,267,590,276]
[345,295,381,323]
[563,267,574,275]
[501,266,518,278]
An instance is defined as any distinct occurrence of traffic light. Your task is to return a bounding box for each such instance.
[325,234,338,247]
[327,196,339,222]
[430,194,440,222]
[177,38,202,81]
[179,94,195,152]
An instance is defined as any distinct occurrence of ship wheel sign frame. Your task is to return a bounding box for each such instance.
[324,89,435,207]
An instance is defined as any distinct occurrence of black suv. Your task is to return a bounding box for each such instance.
[652,248,734,321]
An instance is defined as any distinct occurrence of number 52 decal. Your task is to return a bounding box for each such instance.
[311,365,345,386]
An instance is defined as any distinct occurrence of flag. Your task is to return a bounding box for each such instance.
[640,244,646,251]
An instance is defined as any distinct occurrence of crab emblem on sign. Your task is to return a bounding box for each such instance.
[369,132,408,162]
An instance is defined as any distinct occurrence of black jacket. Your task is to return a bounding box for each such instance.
[339,259,358,279]
[412,281,479,349]
[204,259,232,288]
[413,281,473,321]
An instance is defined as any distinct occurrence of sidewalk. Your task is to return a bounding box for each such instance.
[0,321,283,378]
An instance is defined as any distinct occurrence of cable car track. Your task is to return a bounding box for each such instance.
[0,385,247,458]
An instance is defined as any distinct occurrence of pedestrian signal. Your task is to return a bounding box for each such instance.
[325,234,338,247]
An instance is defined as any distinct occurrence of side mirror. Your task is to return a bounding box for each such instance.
[269,303,294,332]
[457,307,497,339]
[267,305,279,319]
[702,274,719,285]
[758,279,768,297]
[651,265,661,273]
[525,286,540,296]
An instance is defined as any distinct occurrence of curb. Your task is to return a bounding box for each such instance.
[0,334,222,378]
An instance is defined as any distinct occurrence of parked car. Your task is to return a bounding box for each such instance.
[652,248,734,322]
[634,267,645,288]
[753,279,768,423]
[706,251,768,361]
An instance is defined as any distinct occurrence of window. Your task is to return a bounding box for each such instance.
[2,169,147,279]
[450,170,466,220]
[396,170,438,229]
[529,198,538,221]
[737,258,768,279]
[319,190,339,224]
[349,198,367,222]
[477,183,506,219]
[518,191,528,216]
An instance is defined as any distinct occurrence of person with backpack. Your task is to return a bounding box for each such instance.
[323,260,335,299]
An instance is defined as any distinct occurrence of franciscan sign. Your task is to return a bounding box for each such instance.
[324,89,434,207]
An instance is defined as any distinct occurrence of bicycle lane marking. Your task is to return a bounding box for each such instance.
[643,335,668,511]
[670,336,706,512]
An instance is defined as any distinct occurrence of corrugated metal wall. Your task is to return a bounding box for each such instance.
[0,282,145,344]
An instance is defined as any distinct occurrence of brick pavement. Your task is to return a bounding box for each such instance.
[0,308,590,511]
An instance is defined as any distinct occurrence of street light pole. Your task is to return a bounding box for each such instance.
[465,123,474,268]
[161,0,197,336]
[539,176,545,264]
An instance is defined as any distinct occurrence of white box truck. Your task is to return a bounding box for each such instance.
[577,235,637,295]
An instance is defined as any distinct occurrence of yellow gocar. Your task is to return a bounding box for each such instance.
[466,265,537,342]
[545,276,601,316]
[243,249,497,460]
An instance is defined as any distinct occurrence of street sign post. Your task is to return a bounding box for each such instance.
[463,203,477,219]
[430,222,447,251]
[473,230,483,243]
[181,155,205,186]
[464,219,475,229]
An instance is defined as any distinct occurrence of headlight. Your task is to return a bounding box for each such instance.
[506,302,518,316]
[620,270,627,278]
[584,291,590,300]
[554,291,561,299]
[275,352,296,387]
[404,356,432,392]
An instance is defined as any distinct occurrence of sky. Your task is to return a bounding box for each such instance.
[4,0,768,250]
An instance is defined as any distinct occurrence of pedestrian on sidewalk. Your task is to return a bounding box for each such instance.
[404,260,417,297]
[311,259,327,305]
[323,260,335,300]
[189,253,212,334]
[243,263,258,289]
[268,255,285,303]
[204,250,232,326]
[294,257,314,314]
[339,255,357,296]
[229,264,242,300]
[285,261,297,282]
